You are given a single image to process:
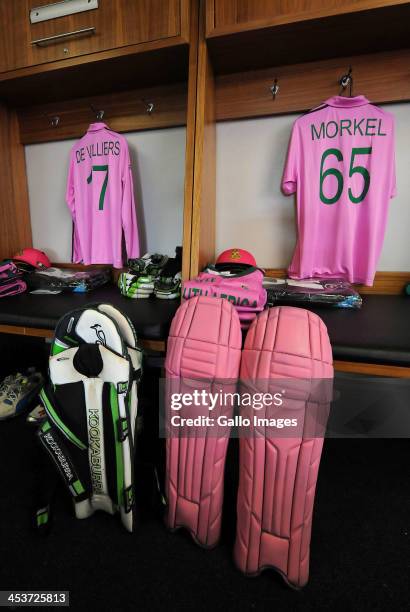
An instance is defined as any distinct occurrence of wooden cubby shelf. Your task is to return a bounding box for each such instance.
[206,1,410,74]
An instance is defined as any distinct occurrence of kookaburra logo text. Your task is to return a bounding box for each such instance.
[88,407,103,494]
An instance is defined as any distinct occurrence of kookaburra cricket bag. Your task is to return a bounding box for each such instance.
[37,303,142,532]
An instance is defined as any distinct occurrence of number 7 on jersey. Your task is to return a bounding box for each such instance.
[87,165,109,210]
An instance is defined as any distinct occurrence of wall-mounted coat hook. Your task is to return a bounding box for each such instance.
[142,99,154,114]
[90,104,104,120]
[270,78,279,99]
[43,112,60,127]
[339,66,353,96]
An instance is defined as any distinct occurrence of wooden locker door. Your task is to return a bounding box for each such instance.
[0,0,29,73]
[28,0,118,69]
[0,0,115,72]
[0,0,184,74]
[118,0,182,46]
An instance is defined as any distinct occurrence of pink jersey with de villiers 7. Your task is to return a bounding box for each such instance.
[66,122,140,268]
[282,95,396,286]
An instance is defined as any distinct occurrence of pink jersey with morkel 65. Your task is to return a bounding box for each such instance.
[282,96,396,286]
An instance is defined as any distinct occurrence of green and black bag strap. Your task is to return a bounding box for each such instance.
[111,378,136,518]
[31,429,58,535]
[37,419,89,504]
[34,419,89,534]
[39,386,87,451]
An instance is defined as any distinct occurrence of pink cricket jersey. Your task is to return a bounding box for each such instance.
[282,96,396,286]
[66,123,140,268]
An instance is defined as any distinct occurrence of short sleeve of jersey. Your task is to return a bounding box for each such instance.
[281,122,300,195]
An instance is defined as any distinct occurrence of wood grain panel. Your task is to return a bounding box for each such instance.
[0,104,32,262]
[180,0,192,40]
[0,325,54,339]
[119,0,181,44]
[206,3,410,74]
[18,82,188,144]
[137,338,166,352]
[334,359,410,378]
[181,0,200,280]
[0,0,184,73]
[215,49,410,121]
[191,51,216,274]
[0,324,165,351]
[189,0,216,277]
[4,326,410,364]
[264,270,410,295]
[355,272,410,295]
[181,0,216,279]
[209,0,410,35]
[0,0,28,74]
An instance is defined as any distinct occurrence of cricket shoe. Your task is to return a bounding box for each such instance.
[0,371,44,420]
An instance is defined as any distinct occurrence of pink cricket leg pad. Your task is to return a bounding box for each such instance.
[234,306,333,587]
[165,296,242,548]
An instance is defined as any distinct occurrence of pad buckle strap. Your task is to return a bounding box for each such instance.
[123,485,134,513]
[37,423,88,502]
[36,505,50,530]
[69,478,87,499]
[117,417,129,442]
[133,368,142,383]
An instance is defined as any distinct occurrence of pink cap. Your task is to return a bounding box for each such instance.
[13,248,51,269]
[216,248,256,268]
